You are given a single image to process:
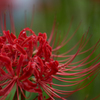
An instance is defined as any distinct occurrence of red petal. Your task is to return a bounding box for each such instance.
[0,55,14,75]
[16,54,25,76]
[3,30,14,44]
[18,81,42,94]
[16,44,26,55]
[0,80,15,97]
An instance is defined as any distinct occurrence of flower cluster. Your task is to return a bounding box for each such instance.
[0,25,100,100]
[0,9,100,100]
[0,27,61,100]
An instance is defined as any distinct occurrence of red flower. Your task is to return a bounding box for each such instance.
[0,12,100,100]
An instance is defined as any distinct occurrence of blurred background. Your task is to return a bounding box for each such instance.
[0,0,100,100]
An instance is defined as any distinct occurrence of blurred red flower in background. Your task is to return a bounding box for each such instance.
[0,0,13,11]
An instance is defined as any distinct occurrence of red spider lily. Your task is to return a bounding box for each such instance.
[0,11,100,100]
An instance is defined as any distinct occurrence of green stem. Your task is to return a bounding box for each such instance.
[21,90,25,100]
[13,90,17,100]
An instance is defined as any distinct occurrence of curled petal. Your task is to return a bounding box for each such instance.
[0,55,14,75]
[18,81,42,94]
[15,44,26,55]
[19,62,33,80]
[16,54,25,76]
[3,30,14,44]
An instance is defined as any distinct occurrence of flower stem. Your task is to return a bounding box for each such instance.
[13,90,17,100]
[21,90,25,100]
